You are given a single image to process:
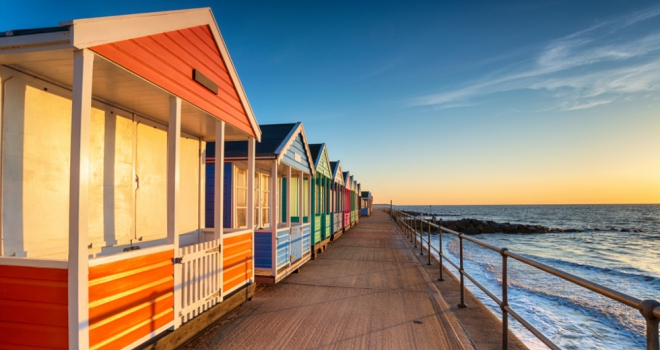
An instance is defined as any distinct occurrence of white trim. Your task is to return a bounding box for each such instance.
[0,256,68,269]
[167,96,182,330]
[270,162,278,277]
[121,321,174,350]
[0,31,71,54]
[223,228,252,238]
[89,244,174,267]
[68,48,93,350]
[214,121,225,240]
[246,137,255,281]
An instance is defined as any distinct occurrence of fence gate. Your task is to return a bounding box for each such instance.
[178,239,221,325]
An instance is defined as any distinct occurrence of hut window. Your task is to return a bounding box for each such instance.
[235,167,248,228]
[290,177,299,217]
[261,175,270,227]
[254,172,270,228]
[303,178,309,218]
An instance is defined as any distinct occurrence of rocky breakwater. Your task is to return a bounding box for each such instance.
[401,211,643,235]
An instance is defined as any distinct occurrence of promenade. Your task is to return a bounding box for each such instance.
[183,211,523,349]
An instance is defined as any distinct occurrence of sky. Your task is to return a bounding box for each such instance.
[2,0,659,205]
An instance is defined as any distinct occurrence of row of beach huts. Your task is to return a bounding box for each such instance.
[0,8,373,350]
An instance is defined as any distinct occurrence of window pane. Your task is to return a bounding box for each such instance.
[237,189,246,207]
[237,208,247,228]
[255,207,258,227]
[262,175,269,192]
[237,169,247,187]
[262,191,269,207]
[262,209,270,226]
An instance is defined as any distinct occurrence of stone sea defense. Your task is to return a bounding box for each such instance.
[398,211,643,234]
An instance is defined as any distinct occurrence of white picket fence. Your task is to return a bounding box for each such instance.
[178,239,221,325]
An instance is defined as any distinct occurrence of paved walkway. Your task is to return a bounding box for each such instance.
[184,210,475,349]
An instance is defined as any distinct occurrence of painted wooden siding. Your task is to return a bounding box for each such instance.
[313,216,322,245]
[88,250,174,350]
[302,225,311,253]
[205,163,215,228]
[316,149,332,179]
[223,232,253,293]
[0,265,68,349]
[334,213,343,233]
[324,214,331,239]
[91,25,254,137]
[282,134,311,172]
[254,231,272,269]
[276,228,290,269]
[205,162,232,228]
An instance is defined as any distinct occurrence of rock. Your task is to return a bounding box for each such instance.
[464,227,480,235]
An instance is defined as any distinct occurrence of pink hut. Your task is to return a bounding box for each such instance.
[0,9,261,349]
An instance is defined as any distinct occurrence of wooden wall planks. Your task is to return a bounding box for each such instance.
[0,265,68,349]
[222,232,253,293]
[88,250,174,350]
[91,25,253,137]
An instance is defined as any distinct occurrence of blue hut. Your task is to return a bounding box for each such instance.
[206,123,314,284]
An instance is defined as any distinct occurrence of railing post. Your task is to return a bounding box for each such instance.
[639,300,660,350]
[427,220,431,265]
[414,217,417,248]
[420,219,424,256]
[438,228,444,281]
[458,233,467,308]
[501,248,509,349]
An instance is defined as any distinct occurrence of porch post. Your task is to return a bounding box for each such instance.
[286,166,291,227]
[247,137,255,281]
[270,162,278,276]
[247,137,255,229]
[214,122,225,299]
[214,121,225,240]
[298,170,303,224]
[168,96,182,329]
[68,48,93,350]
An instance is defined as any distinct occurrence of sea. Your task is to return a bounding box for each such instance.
[392,204,660,350]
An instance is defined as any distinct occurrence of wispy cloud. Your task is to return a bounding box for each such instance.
[411,6,660,111]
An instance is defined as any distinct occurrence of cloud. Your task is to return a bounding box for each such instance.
[410,5,660,110]
[563,100,613,111]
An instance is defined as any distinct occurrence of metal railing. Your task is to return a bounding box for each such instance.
[387,208,660,350]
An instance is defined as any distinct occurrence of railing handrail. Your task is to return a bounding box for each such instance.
[388,208,660,350]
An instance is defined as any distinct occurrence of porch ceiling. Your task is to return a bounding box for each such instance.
[0,49,247,141]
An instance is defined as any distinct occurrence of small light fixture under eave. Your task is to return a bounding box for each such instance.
[193,69,219,94]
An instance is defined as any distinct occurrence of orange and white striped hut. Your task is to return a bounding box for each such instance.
[0,8,260,349]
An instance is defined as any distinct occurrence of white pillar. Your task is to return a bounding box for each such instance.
[214,122,225,299]
[68,48,93,350]
[247,137,255,230]
[247,137,255,282]
[214,122,225,240]
[298,170,303,225]
[270,161,278,276]
[167,96,181,329]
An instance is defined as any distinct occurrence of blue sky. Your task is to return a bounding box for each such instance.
[2,0,659,204]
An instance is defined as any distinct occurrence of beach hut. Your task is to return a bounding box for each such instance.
[205,123,314,284]
[330,161,345,239]
[0,9,261,349]
[308,144,332,257]
[361,191,373,216]
[342,172,352,229]
[350,176,358,225]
